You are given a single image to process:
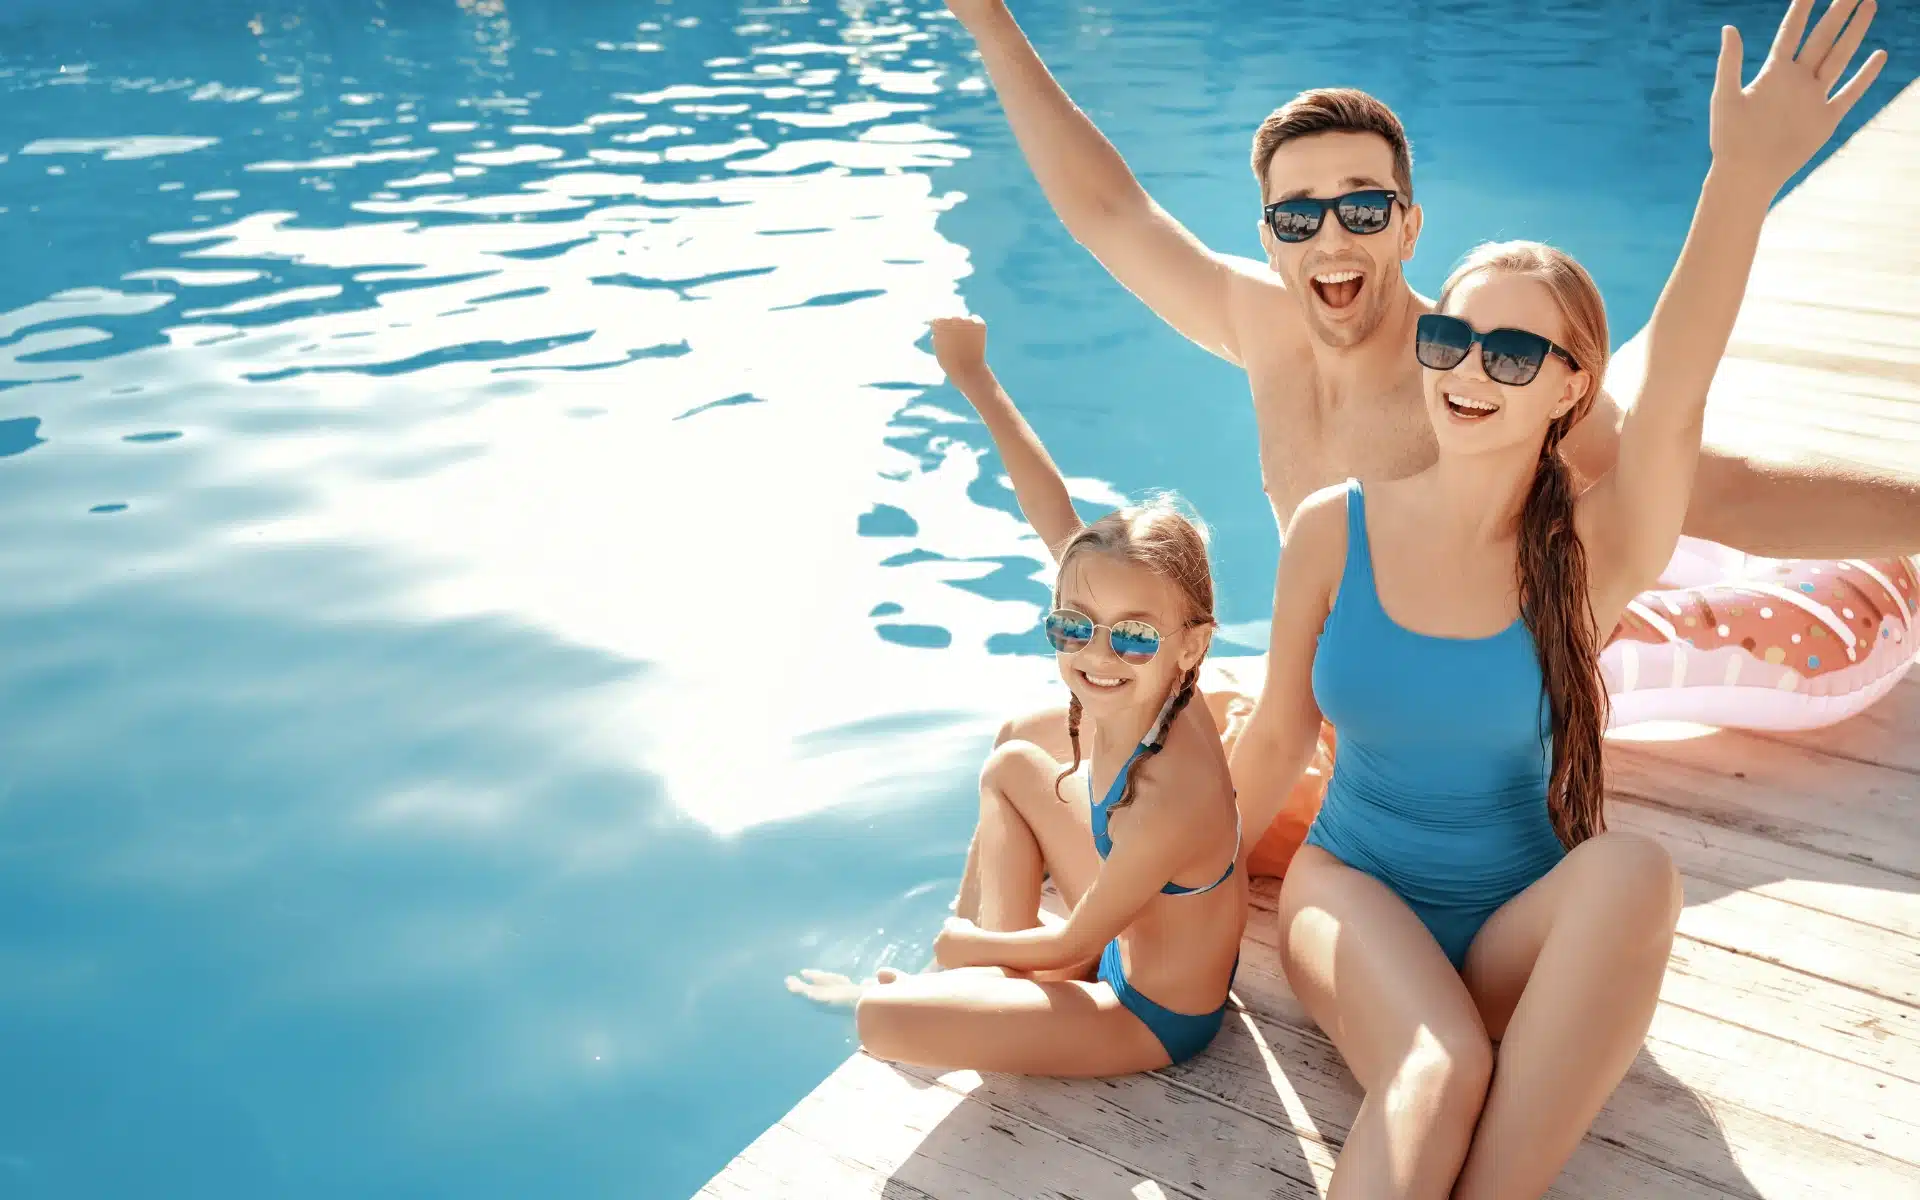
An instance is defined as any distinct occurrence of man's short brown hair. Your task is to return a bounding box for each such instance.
[1251,88,1413,201]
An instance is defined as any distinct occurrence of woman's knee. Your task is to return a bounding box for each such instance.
[1573,831,1683,933]
[1390,1021,1495,1129]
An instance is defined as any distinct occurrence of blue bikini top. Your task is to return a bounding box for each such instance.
[1087,694,1240,897]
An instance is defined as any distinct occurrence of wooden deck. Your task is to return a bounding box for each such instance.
[697,82,1920,1198]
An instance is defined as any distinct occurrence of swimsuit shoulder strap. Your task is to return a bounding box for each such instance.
[1329,476,1392,633]
[1341,477,1377,595]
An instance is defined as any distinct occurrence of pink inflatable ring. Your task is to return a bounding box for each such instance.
[1602,549,1918,732]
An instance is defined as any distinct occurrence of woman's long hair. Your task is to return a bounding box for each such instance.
[1441,242,1612,848]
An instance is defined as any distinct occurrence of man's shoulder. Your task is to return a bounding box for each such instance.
[1227,271,1311,389]
[1220,254,1297,336]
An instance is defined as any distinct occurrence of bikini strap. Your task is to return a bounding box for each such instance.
[1142,685,1183,751]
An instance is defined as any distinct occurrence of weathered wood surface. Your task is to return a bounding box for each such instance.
[700,80,1920,1199]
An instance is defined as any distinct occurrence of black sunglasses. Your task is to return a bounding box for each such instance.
[1262,188,1399,243]
[1414,313,1580,387]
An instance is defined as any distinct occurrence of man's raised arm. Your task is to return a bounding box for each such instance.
[1564,385,1920,561]
[947,1,1276,365]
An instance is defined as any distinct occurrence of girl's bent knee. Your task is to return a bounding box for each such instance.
[980,738,1062,796]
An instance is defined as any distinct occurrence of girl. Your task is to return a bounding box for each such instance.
[1230,3,1887,1196]
[787,314,1246,1075]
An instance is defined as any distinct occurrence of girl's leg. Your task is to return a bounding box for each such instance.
[1278,846,1494,1200]
[1451,831,1683,1200]
[956,687,1232,916]
[855,967,1170,1076]
[973,739,1101,932]
[954,709,1074,921]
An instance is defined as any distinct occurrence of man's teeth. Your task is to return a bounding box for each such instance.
[1313,270,1362,284]
[1447,392,1499,413]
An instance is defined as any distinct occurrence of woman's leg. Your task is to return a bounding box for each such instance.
[1279,846,1494,1200]
[1451,831,1683,1200]
[855,967,1170,1076]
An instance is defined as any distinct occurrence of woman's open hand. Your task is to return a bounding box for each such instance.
[1709,0,1887,196]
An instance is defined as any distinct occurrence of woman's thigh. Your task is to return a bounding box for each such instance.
[1277,845,1491,1091]
[1461,831,1681,1040]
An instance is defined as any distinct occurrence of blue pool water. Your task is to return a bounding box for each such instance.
[2,1,1914,1195]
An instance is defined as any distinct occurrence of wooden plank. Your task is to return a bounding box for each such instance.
[1610,799,1920,1004]
[1215,923,1919,1196]
[913,1015,1739,1200]
[1601,81,1920,472]
[1637,1003,1920,1166]
[709,890,1914,1198]
[1666,871,1920,1006]
[697,1126,894,1199]
[1171,1007,1916,1200]
[702,81,1920,1200]
[1605,734,1920,878]
[1657,935,1918,1084]
[1610,799,1920,940]
[701,1052,1213,1198]
[1752,675,1920,776]
[898,1055,1334,1200]
[1241,885,1919,1082]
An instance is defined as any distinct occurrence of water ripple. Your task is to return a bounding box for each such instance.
[1,1,1916,1196]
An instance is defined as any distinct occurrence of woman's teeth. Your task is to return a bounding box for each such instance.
[1445,392,1499,418]
[1081,671,1127,689]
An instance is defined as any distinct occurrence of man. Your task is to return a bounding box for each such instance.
[941,0,1920,889]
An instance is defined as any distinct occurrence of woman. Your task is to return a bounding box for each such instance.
[1230,3,1887,1195]
[788,315,1246,1075]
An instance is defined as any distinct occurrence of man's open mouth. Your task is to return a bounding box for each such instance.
[1311,269,1365,310]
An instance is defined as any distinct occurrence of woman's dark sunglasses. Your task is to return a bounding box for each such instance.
[1414,313,1580,388]
[1044,609,1166,665]
[1262,188,1398,243]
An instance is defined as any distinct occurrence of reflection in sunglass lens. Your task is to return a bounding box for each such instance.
[1336,192,1392,233]
[1269,202,1322,241]
[1045,610,1094,653]
[1479,328,1551,386]
[1107,621,1161,664]
[1415,314,1472,370]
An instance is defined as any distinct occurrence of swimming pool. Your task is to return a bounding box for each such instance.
[1,0,1913,1195]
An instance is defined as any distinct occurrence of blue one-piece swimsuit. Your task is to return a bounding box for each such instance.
[1304,479,1568,969]
[1086,741,1240,1065]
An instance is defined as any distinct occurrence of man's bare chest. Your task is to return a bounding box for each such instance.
[1249,377,1436,527]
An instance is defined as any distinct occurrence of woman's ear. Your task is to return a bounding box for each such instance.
[1554,369,1592,420]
